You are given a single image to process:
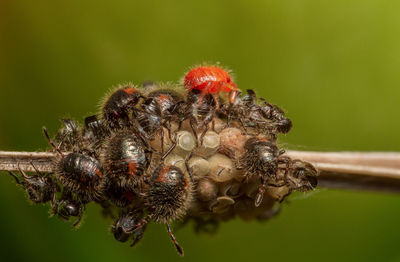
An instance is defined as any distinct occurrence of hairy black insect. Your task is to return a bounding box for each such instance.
[102,86,143,128]
[44,127,104,202]
[103,181,138,208]
[101,130,151,190]
[146,164,191,223]
[125,159,192,256]
[55,152,104,201]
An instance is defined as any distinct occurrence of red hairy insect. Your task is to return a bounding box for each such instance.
[184,66,240,104]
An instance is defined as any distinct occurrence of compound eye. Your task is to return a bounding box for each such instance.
[226,77,231,83]
[66,204,79,216]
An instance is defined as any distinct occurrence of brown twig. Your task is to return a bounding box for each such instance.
[1,150,400,193]
[287,151,400,193]
[0,151,55,173]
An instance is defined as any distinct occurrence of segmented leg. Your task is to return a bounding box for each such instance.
[7,172,21,184]
[184,152,194,182]
[166,223,184,256]
[73,206,84,228]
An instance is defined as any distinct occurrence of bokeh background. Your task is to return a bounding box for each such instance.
[1,0,400,261]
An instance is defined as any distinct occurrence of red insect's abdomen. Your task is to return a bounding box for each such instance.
[184,66,231,94]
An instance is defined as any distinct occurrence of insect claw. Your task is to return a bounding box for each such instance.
[255,192,264,207]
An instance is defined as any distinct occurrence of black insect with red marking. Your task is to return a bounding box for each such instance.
[126,158,191,256]
[112,210,147,247]
[101,130,151,191]
[102,86,143,128]
[240,137,285,207]
[133,163,192,256]
[55,152,104,201]
[146,164,191,223]
[135,89,184,149]
[44,127,105,202]
[180,89,217,142]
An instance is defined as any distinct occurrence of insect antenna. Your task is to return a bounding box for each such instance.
[43,126,64,156]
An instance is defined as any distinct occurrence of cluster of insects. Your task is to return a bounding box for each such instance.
[8,65,318,256]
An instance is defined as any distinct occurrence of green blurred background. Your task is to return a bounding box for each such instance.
[1,0,400,261]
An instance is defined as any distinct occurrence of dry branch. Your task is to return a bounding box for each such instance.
[1,150,400,193]
[0,151,55,173]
